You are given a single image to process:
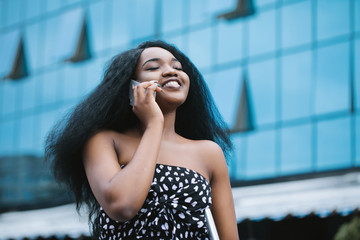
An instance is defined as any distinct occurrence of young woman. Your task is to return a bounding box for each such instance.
[45,40,239,239]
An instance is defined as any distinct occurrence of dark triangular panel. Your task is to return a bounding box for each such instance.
[231,72,255,133]
[3,36,29,80]
[65,17,92,63]
[217,0,255,20]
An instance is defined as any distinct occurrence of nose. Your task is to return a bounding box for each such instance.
[162,65,177,77]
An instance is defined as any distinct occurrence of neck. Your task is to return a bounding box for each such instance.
[161,110,178,140]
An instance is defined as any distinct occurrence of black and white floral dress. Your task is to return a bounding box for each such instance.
[99,164,212,240]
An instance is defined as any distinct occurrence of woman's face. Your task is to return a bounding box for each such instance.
[134,47,190,108]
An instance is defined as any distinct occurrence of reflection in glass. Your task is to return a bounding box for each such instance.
[317,117,351,170]
[281,124,312,175]
[317,0,350,41]
[248,59,276,126]
[281,51,312,121]
[281,0,311,49]
[246,130,276,179]
[315,42,349,115]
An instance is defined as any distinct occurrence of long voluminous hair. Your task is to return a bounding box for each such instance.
[45,40,232,238]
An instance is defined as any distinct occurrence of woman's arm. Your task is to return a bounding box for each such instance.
[83,82,163,222]
[207,142,239,240]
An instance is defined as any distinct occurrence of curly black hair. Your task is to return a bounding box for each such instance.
[45,40,232,238]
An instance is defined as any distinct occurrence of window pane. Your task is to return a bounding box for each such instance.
[217,19,244,64]
[208,67,242,127]
[110,0,132,47]
[189,0,211,26]
[20,76,37,111]
[280,123,312,175]
[281,0,311,49]
[40,70,60,106]
[230,133,246,180]
[161,0,184,33]
[46,0,64,13]
[255,0,276,8]
[248,59,276,126]
[43,15,62,67]
[0,30,20,78]
[187,27,213,70]
[317,117,351,170]
[356,0,360,32]
[315,42,350,115]
[281,51,312,120]
[0,120,15,156]
[89,1,107,53]
[54,8,84,61]
[356,39,360,110]
[25,0,42,20]
[62,64,81,101]
[1,81,20,115]
[84,57,107,94]
[5,0,21,26]
[249,9,276,56]
[25,23,41,71]
[246,130,276,179]
[317,0,351,41]
[18,114,35,154]
[129,0,156,40]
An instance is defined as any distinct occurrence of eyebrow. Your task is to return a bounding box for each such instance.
[142,57,179,67]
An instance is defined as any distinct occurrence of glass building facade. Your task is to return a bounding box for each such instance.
[0,0,359,209]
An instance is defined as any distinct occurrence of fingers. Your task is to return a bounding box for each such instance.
[132,81,161,105]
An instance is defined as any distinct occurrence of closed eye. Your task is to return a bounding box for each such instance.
[146,67,160,71]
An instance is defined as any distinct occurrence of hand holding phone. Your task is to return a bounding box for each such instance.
[129,80,157,106]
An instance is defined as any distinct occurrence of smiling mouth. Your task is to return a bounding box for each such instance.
[162,79,181,88]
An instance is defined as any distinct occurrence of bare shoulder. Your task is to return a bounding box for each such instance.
[189,139,227,181]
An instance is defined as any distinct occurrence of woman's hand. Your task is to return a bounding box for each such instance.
[132,81,163,128]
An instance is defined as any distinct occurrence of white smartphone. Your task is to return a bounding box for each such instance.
[129,80,157,106]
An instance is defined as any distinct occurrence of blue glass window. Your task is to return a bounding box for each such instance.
[53,8,89,62]
[356,39,360,110]
[281,0,311,49]
[281,51,312,121]
[110,0,132,47]
[187,27,213,70]
[217,18,244,64]
[255,0,276,8]
[245,130,276,179]
[43,15,62,67]
[229,133,246,180]
[314,42,350,115]
[84,57,107,94]
[62,64,81,101]
[208,67,242,127]
[89,1,108,53]
[0,120,16,156]
[280,123,312,175]
[188,0,211,26]
[161,0,184,33]
[208,0,235,16]
[25,23,41,71]
[18,114,35,154]
[248,59,276,126]
[129,0,156,40]
[1,81,20,115]
[356,0,360,32]
[0,30,20,78]
[20,76,37,111]
[4,0,21,27]
[317,117,352,170]
[45,0,64,13]
[40,70,60,106]
[25,0,42,20]
[317,0,351,41]
[248,9,276,57]
[161,34,185,53]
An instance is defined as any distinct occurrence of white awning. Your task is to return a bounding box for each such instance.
[232,172,360,222]
[1,172,359,239]
[0,204,89,240]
